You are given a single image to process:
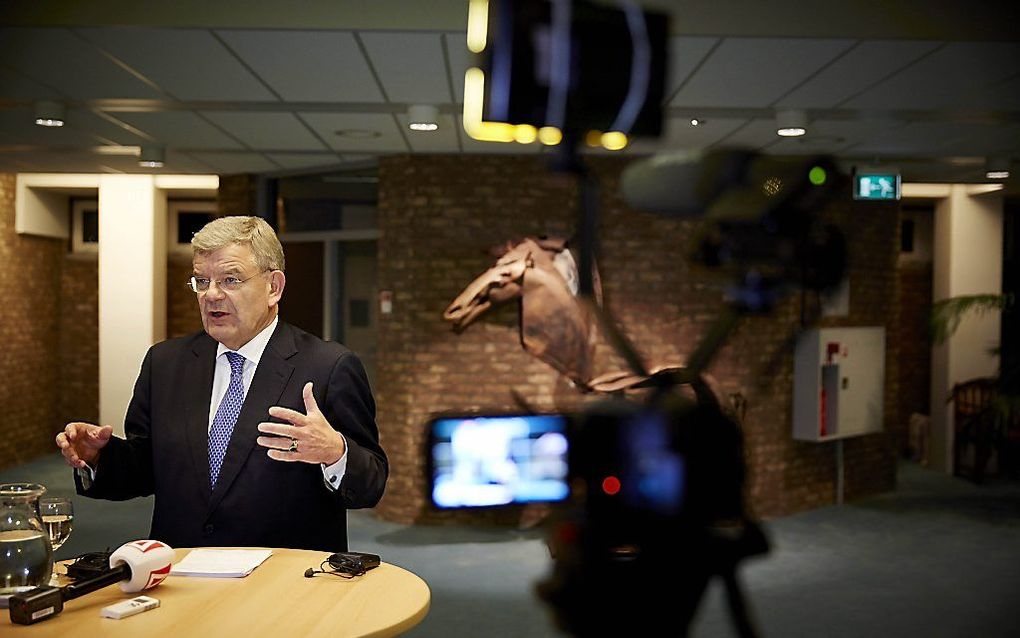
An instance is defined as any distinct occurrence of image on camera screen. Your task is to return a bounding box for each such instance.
[429,414,570,508]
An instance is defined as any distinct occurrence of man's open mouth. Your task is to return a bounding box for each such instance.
[209,311,229,318]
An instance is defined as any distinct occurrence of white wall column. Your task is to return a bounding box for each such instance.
[929,185,1003,472]
[98,175,167,434]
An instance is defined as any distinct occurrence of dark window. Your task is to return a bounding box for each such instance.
[349,299,370,327]
[178,211,215,244]
[82,209,99,243]
[900,219,915,253]
[283,199,344,232]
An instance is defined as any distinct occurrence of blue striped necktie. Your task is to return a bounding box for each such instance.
[209,351,245,488]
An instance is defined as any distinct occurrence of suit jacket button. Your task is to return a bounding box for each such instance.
[204,524,214,534]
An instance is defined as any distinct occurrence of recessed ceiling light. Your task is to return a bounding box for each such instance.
[138,144,164,168]
[985,156,1011,180]
[776,109,807,137]
[407,105,439,131]
[34,100,65,127]
[689,118,704,127]
[334,129,382,139]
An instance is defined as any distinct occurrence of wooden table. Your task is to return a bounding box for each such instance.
[6,548,430,637]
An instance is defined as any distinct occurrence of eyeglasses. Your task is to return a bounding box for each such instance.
[187,271,268,294]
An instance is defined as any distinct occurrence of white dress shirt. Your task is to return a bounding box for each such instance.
[212,315,347,490]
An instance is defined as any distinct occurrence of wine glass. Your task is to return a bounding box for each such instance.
[39,497,74,568]
[40,497,73,585]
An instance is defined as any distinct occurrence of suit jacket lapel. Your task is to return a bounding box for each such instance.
[184,334,218,502]
[207,322,297,513]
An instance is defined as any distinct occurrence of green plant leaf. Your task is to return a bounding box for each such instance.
[930,294,1013,345]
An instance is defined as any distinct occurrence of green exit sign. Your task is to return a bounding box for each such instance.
[853,173,901,201]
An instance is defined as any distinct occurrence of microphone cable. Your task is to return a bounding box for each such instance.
[303,552,380,579]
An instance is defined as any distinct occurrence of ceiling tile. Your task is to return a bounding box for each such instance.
[298,112,409,152]
[217,30,384,102]
[162,150,220,173]
[844,42,1020,110]
[0,28,163,100]
[777,40,941,108]
[844,121,1003,156]
[360,32,452,103]
[628,117,747,154]
[983,75,1020,111]
[766,118,904,155]
[68,109,149,146]
[664,36,719,99]
[109,111,245,149]
[908,122,1020,157]
[0,67,64,100]
[671,37,855,108]
[76,27,276,101]
[187,151,279,174]
[0,106,105,147]
[714,118,781,150]
[200,111,328,151]
[444,32,472,104]
[265,152,344,169]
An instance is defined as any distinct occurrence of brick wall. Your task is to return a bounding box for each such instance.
[0,174,63,470]
[2,172,253,472]
[893,261,933,453]
[59,256,99,428]
[218,174,256,216]
[373,155,900,524]
[168,255,203,338]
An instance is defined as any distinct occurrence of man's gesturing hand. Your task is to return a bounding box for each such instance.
[56,422,114,469]
[257,382,345,465]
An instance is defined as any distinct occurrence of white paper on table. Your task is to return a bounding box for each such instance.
[170,549,273,578]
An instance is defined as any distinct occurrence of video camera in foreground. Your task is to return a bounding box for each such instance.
[432,1,849,635]
[426,145,845,636]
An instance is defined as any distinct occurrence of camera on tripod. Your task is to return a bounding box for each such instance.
[433,2,850,635]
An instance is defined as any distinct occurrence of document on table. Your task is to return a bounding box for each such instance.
[170,549,273,578]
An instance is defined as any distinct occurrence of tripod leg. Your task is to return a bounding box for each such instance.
[721,569,762,638]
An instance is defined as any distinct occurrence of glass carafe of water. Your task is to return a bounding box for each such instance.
[0,483,53,600]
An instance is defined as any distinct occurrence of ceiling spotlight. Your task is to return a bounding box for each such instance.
[985,156,1010,180]
[689,118,704,127]
[34,100,65,127]
[407,104,439,131]
[776,109,807,137]
[138,144,165,168]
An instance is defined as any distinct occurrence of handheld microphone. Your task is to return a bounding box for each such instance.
[8,540,174,625]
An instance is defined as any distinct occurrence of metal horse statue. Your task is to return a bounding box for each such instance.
[443,236,685,394]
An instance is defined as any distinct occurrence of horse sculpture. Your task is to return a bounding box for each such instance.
[443,236,687,394]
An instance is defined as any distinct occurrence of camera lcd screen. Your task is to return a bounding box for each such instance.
[428,414,570,508]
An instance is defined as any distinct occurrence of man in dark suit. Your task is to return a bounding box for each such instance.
[56,216,387,552]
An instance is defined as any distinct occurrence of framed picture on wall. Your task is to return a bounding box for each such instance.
[71,199,99,254]
[168,200,216,256]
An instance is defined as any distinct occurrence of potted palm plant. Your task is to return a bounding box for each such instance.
[931,293,1018,481]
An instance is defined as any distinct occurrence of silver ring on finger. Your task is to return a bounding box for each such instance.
[288,438,299,453]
